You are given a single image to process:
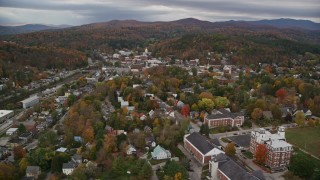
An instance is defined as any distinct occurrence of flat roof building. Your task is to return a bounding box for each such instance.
[0,110,14,124]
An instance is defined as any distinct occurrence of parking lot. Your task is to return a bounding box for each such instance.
[228,134,251,148]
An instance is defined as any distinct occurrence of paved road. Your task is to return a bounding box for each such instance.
[189,122,200,132]
[178,144,202,180]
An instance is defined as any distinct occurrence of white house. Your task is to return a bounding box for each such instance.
[62,162,75,175]
[127,145,137,155]
[151,145,171,160]
[121,101,129,108]
[6,128,18,136]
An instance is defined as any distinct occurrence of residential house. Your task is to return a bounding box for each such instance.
[121,101,129,108]
[6,128,18,136]
[71,154,82,165]
[36,122,48,132]
[151,145,171,160]
[294,108,312,117]
[62,162,76,175]
[209,153,265,180]
[56,147,67,153]
[145,136,156,148]
[0,146,9,159]
[26,166,41,179]
[204,109,244,128]
[7,138,25,149]
[280,107,293,119]
[127,144,137,155]
[133,128,140,133]
[144,126,152,133]
[19,132,33,144]
[184,132,224,164]
[250,126,293,171]
[74,136,83,143]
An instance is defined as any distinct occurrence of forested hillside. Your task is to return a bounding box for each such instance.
[0,41,86,78]
[0,18,320,75]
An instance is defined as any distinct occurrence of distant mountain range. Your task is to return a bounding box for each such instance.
[0,18,319,35]
[0,24,72,35]
[249,18,320,30]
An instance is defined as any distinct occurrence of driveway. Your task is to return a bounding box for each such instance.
[178,144,202,180]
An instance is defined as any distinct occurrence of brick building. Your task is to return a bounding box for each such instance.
[209,153,265,180]
[204,109,244,128]
[250,126,293,171]
[184,132,224,165]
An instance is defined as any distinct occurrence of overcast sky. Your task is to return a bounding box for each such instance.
[0,0,319,26]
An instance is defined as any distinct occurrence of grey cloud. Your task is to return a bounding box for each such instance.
[0,0,319,25]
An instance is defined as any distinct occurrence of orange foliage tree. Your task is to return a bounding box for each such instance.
[276,88,287,101]
[180,104,190,117]
[255,144,267,164]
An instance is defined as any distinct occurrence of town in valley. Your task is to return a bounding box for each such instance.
[0,1,320,179]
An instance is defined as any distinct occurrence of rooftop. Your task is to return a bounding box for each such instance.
[21,95,39,104]
[267,140,293,148]
[26,166,40,174]
[0,110,13,118]
[206,109,243,120]
[63,162,75,169]
[214,153,265,180]
[185,132,215,155]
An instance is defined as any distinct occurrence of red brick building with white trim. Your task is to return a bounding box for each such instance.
[184,132,224,165]
[250,127,293,171]
[204,109,244,128]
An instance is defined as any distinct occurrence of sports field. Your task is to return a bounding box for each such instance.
[286,126,320,158]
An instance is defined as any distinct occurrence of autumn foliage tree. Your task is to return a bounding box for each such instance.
[295,111,305,127]
[251,108,263,122]
[13,146,27,160]
[255,144,267,164]
[225,142,236,157]
[104,134,118,153]
[180,104,190,117]
[276,88,287,101]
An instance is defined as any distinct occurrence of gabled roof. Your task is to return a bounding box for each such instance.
[63,162,75,169]
[206,109,243,120]
[218,155,263,180]
[151,145,170,157]
[185,132,214,155]
[209,138,221,147]
[26,166,40,174]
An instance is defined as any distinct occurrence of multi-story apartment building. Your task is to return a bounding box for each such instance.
[204,109,244,128]
[250,126,293,171]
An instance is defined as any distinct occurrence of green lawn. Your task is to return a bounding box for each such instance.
[242,151,253,159]
[221,137,230,143]
[286,126,320,158]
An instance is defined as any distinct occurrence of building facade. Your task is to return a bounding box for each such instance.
[21,95,40,109]
[0,110,14,124]
[184,132,224,165]
[209,153,265,180]
[250,126,293,171]
[151,145,171,160]
[204,109,244,128]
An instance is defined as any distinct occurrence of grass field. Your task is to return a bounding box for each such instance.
[286,126,320,158]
